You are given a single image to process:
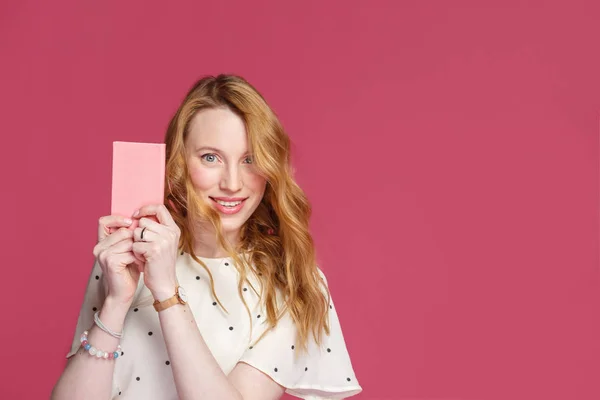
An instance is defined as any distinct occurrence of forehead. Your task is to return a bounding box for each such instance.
[186,107,248,153]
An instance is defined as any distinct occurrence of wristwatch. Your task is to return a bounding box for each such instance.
[153,285,188,312]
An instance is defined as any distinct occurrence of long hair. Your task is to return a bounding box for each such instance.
[160,74,330,353]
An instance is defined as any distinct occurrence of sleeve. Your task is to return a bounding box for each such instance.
[65,259,106,359]
[238,269,362,400]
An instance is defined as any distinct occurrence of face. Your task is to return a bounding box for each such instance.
[185,107,267,236]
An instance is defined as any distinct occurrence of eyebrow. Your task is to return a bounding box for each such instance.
[196,146,223,153]
[196,146,251,156]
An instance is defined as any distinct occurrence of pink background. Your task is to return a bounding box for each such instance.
[1,1,599,399]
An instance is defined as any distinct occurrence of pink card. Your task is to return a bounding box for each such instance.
[111,141,166,231]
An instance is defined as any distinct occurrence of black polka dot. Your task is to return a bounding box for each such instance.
[92,307,97,312]
[196,276,200,280]
[330,305,333,309]
[243,288,248,291]
[136,377,140,381]
[212,302,217,306]
[180,251,184,255]
[257,315,261,318]
[121,351,124,356]
[134,308,138,312]
[166,361,170,366]
[291,345,295,350]
[327,348,331,353]
[95,275,100,280]
[148,331,153,336]
[274,368,278,372]
[119,392,121,395]
[305,367,308,371]
[224,262,229,266]
[347,377,351,382]
[249,346,253,349]
[229,326,234,331]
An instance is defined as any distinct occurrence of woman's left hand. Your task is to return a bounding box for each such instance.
[131,204,181,301]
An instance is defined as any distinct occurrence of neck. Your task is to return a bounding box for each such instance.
[191,222,240,258]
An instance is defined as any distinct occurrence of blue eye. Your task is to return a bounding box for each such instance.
[201,154,217,163]
[244,155,253,164]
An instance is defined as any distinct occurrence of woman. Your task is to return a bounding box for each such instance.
[52,75,362,400]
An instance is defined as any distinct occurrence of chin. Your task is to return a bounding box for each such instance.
[219,214,249,234]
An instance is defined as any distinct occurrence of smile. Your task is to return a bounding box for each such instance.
[209,197,247,215]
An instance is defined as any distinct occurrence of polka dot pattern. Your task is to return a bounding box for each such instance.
[65,255,361,399]
[237,267,361,399]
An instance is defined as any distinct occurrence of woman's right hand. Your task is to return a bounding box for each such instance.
[93,216,141,307]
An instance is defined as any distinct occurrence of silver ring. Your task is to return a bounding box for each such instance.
[140,227,147,241]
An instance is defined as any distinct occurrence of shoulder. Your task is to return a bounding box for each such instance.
[235,264,362,399]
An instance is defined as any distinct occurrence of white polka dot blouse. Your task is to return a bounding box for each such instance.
[65,252,362,399]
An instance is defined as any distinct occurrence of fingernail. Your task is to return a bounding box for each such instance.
[124,218,133,225]
[133,210,139,217]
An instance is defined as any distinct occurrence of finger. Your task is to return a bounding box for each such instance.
[106,256,140,282]
[127,259,143,277]
[98,215,134,242]
[133,250,146,265]
[137,216,173,238]
[98,241,135,272]
[116,252,138,267]
[95,238,133,262]
[133,204,176,228]
[94,228,133,258]
[133,225,157,242]
[132,241,150,260]
[106,251,138,270]
[102,227,133,247]
[108,236,135,254]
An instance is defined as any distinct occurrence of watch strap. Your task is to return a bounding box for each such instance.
[153,295,180,312]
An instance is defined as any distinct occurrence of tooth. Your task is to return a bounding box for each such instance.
[217,200,240,207]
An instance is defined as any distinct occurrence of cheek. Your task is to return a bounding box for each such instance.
[245,173,267,194]
[189,167,219,192]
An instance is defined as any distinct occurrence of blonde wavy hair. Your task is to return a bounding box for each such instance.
[157,74,330,353]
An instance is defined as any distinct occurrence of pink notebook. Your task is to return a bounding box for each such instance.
[111,141,166,231]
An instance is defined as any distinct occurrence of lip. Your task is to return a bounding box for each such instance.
[210,197,247,202]
[209,197,247,215]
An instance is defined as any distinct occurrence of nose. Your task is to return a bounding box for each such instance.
[219,165,243,193]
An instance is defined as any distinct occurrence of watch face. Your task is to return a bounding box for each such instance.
[177,286,188,303]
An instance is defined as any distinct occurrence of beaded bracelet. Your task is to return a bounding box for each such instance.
[80,331,121,360]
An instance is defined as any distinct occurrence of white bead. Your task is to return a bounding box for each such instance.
[83,330,88,335]
[89,347,97,356]
[103,352,109,359]
[96,351,103,358]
